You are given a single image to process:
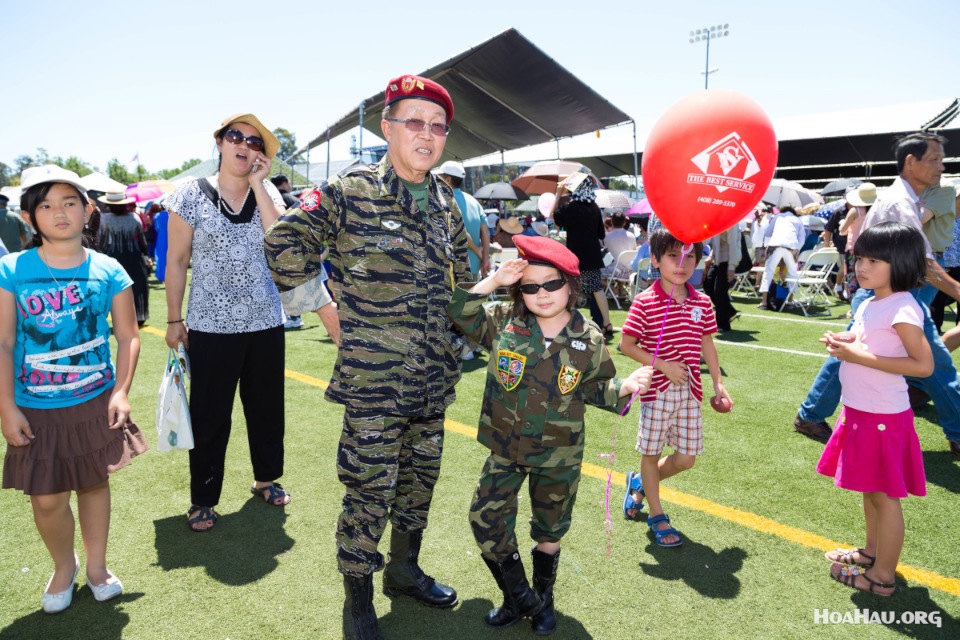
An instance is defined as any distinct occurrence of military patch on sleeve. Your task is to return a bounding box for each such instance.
[557,364,582,394]
[496,350,526,391]
[299,189,322,212]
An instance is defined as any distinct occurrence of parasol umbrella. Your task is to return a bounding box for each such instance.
[799,214,825,231]
[820,178,862,197]
[126,179,176,203]
[594,189,632,210]
[626,198,653,217]
[510,160,601,195]
[473,182,528,201]
[80,172,127,194]
[762,179,822,209]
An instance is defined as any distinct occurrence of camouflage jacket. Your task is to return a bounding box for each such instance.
[264,157,470,416]
[448,288,628,467]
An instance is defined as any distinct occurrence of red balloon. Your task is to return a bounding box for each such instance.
[642,90,778,244]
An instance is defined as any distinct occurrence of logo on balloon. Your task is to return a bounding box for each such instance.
[641,89,778,244]
[688,132,762,194]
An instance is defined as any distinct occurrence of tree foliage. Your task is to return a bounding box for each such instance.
[273,128,297,160]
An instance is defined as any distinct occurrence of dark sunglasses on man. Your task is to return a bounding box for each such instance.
[384,117,451,137]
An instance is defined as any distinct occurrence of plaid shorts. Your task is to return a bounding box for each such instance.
[636,383,703,456]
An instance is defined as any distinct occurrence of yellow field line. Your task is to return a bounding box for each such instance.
[139,324,960,597]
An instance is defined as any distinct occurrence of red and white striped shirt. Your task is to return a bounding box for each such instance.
[622,280,717,402]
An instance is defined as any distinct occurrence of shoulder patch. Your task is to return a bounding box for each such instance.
[299,189,322,212]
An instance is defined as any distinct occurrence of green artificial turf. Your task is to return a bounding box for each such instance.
[1,280,958,639]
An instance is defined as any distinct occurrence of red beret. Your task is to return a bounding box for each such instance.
[384,75,454,122]
[514,235,580,277]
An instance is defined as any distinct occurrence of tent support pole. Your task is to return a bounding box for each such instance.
[358,103,364,165]
[632,120,640,199]
[500,150,505,181]
[556,138,560,159]
[326,130,332,180]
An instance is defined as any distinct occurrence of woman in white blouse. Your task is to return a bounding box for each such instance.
[164,114,290,533]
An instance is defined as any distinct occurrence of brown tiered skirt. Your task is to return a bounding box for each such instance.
[3,391,148,495]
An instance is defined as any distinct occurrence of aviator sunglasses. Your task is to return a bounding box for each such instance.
[384,117,451,137]
[518,278,566,295]
[223,128,265,152]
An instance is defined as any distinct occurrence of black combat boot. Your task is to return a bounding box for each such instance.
[481,552,544,629]
[342,574,383,640]
[383,529,458,608]
[530,547,560,636]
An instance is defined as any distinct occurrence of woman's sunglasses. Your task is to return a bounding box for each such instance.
[223,128,265,153]
[518,278,566,295]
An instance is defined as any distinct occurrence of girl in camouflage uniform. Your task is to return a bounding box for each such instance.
[449,234,651,635]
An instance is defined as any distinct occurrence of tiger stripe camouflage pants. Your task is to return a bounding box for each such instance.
[336,409,445,577]
[470,453,581,562]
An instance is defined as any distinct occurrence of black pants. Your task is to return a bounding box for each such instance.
[931,266,960,333]
[187,325,285,507]
[703,262,736,330]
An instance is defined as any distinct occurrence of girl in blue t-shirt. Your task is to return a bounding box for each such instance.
[0,166,147,614]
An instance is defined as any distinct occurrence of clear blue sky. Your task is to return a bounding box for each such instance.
[5,0,959,175]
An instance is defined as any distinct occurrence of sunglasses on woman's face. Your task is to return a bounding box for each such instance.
[223,128,265,153]
[518,278,566,295]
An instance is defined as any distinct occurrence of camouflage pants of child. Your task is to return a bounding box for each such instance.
[470,453,581,562]
[336,409,445,578]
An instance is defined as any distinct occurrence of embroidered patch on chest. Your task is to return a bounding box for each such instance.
[381,219,402,231]
[557,364,582,394]
[299,189,321,212]
[690,307,703,323]
[570,339,586,351]
[504,323,531,336]
[497,350,526,391]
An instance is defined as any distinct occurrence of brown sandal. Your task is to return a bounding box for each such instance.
[824,548,875,568]
[830,563,895,596]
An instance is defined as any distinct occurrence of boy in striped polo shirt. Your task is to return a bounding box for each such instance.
[619,229,732,547]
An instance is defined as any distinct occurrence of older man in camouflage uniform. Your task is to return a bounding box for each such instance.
[264,75,469,640]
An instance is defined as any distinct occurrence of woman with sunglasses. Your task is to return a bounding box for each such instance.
[163,113,290,533]
[448,234,652,634]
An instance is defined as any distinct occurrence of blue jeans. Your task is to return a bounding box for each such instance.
[797,287,960,442]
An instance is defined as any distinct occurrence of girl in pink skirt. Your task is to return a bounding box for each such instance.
[816,221,933,597]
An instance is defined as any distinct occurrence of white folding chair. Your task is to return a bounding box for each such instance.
[780,247,841,316]
[629,257,652,299]
[489,247,518,299]
[603,249,638,309]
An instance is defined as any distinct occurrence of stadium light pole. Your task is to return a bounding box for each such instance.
[690,24,730,89]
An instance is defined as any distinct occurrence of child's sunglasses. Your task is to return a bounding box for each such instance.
[223,128,265,153]
[518,278,566,295]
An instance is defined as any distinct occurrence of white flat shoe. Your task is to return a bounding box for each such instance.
[86,575,123,602]
[41,556,79,614]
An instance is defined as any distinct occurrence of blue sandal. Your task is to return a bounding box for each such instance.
[251,483,291,506]
[647,513,683,547]
[622,471,644,519]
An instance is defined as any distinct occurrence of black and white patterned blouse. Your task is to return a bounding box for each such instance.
[164,177,285,334]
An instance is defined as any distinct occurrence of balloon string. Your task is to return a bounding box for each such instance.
[600,242,691,556]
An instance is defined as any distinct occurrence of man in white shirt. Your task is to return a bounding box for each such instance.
[795,132,960,456]
[758,206,806,309]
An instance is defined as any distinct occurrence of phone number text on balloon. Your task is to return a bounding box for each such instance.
[696,196,737,207]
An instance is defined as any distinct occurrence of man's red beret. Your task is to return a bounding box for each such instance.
[514,235,580,277]
[384,75,454,122]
